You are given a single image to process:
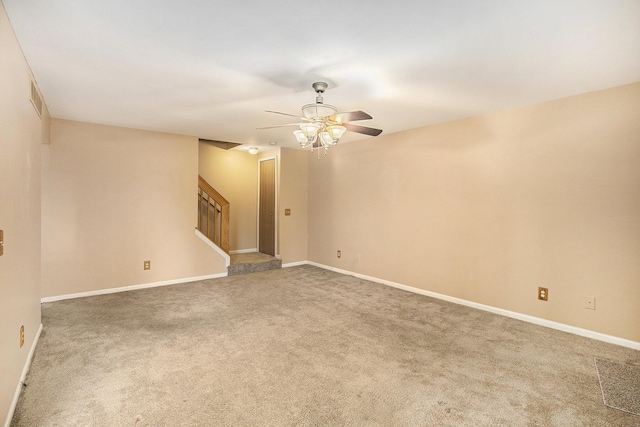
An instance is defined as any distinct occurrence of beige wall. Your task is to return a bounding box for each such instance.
[0,2,47,423]
[42,120,227,298]
[198,142,257,252]
[308,82,640,343]
[279,148,308,264]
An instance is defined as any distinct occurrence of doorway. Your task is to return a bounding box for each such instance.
[258,158,276,256]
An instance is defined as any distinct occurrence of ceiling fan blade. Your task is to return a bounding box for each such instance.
[265,110,310,121]
[330,110,373,123]
[257,123,302,130]
[343,122,383,136]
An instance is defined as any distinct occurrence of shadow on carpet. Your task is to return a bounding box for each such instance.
[595,358,640,416]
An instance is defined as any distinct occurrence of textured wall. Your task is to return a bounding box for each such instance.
[42,120,227,298]
[0,2,46,423]
[308,83,640,342]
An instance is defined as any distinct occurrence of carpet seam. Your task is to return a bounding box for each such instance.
[594,357,640,417]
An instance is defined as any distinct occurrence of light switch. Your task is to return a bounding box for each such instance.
[0,230,3,257]
[285,208,291,216]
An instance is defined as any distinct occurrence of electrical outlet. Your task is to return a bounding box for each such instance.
[538,287,548,301]
[20,325,24,348]
[337,250,341,258]
[284,208,291,216]
[585,296,596,310]
[144,260,151,270]
[0,229,4,256]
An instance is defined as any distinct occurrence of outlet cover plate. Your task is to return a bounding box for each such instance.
[538,287,548,301]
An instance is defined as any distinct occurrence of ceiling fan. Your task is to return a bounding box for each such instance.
[261,82,382,151]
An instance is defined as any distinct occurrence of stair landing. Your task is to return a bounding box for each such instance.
[228,252,282,276]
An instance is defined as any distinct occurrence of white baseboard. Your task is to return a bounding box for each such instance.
[282,260,308,268]
[41,273,228,303]
[292,261,640,351]
[38,260,640,350]
[229,248,258,255]
[4,323,43,427]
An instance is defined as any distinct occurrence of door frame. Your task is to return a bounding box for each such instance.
[257,155,278,257]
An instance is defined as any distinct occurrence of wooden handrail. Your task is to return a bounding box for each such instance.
[197,175,230,254]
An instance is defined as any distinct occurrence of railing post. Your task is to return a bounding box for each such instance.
[221,203,229,254]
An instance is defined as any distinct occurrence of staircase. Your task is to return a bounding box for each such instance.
[198,176,230,254]
[197,177,280,276]
[227,252,282,276]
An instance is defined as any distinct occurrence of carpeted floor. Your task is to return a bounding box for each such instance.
[228,252,282,276]
[11,265,640,426]
[595,358,640,416]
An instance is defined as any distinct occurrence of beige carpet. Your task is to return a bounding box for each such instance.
[228,252,282,276]
[595,358,640,416]
[11,265,640,426]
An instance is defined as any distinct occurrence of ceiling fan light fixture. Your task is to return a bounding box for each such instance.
[264,82,382,156]
[294,130,311,147]
[298,123,320,142]
[319,131,334,148]
[326,125,346,142]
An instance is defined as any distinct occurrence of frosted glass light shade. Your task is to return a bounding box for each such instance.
[302,103,337,119]
[298,123,320,142]
[294,130,307,144]
[326,125,346,141]
[294,130,314,148]
[319,131,333,148]
[319,125,346,148]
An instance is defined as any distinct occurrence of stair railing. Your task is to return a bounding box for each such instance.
[197,175,230,254]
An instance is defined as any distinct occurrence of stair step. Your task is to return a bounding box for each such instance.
[228,252,282,276]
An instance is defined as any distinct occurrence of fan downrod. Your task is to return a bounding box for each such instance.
[312,82,328,104]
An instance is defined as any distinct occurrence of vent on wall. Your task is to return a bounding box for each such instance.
[30,77,43,118]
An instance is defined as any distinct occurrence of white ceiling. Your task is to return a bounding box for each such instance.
[4,0,640,150]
